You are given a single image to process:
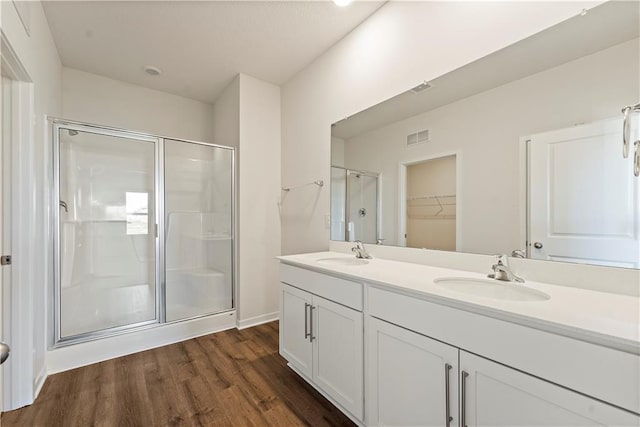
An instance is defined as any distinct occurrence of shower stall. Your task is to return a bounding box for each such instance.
[330,166,379,243]
[52,119,234,345]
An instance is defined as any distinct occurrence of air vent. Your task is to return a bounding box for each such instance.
[407,129,430,147]
[410,81,433,93]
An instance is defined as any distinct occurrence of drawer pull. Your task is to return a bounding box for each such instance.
[309,305,316,342]
[461,370,469,427]
[445,363,453,427]
[304,303,311,339]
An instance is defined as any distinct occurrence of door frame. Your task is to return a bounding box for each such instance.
[1,30,38,410]
[398,150,462,249]
[51,120,163,346]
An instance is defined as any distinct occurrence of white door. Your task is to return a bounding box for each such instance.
[279,284,313,378]
[0,75,13,414]
[529,117,640,268]
[460,351,639,426]
[312,295,363,420]
[367,317,459,427]
[0,72,6,416]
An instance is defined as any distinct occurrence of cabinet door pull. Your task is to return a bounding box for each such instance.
[461,370,469,427]
[309,305,316,342]
[445,363,453,427]
[304,303,311,339]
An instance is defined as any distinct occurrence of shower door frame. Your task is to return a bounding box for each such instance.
[342,167,380,243]
[51,118,236,347]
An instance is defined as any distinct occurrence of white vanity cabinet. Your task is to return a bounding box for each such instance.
[367,316,639,427]
[367,317,459,427]
[279,265,364,421]
[278,259,640,427]
[367,286,640,427]
[460,351,639,427]
[280,284,314,378]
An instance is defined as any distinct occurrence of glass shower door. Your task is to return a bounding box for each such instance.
[56,126,158,340]
[164,140,234,322]
[347,171,378,243]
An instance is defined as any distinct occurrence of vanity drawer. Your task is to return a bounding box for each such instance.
[368,285,640,414]
[280,264,363,311]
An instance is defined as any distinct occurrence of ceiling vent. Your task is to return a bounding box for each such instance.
[407,129,430,147]
[410,81,433,93]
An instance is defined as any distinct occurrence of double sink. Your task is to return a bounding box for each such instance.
[316,256,550,302]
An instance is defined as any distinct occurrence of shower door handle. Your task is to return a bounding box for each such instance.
[59,200,68,213]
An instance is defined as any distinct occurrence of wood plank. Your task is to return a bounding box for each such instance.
[1,322,355,427]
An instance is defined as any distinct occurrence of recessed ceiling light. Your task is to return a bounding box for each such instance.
[334,0,352,7]
[143,65,162,76]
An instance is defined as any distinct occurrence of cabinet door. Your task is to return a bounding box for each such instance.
[280,284,313,378]
[460,351,640,427]
[367,317,459,427]
[312,295,364,420]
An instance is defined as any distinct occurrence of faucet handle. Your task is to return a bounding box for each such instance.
[493,254,508,265]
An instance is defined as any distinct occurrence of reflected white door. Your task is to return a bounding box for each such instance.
[529,117,639,268]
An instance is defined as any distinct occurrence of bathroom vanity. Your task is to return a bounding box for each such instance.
[278,252,640,427]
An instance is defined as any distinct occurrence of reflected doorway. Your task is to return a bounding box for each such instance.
[401,155,457,250]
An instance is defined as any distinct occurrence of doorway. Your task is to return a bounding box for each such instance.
[399,154,459,250]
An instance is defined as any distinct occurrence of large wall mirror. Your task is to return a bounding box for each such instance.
[330,0,640,269]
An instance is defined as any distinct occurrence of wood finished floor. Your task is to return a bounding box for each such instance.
[2,322,355,427]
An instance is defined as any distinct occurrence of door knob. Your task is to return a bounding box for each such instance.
[533,242,543,249]
[0,342,10,365]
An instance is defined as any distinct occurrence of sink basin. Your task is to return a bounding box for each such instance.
[317,257,369,266]
[434,277,550,302]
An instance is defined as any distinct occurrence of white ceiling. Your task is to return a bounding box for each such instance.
[43,1,385,104]
[332,0,640,140]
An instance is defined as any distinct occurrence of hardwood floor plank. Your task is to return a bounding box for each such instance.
[1,321,355,427]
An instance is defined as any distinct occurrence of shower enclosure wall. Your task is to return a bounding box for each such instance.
[330,166,379,243]
[52,119,234,345]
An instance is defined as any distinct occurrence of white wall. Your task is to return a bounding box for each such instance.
[343,38,638,253]
[212,74,281,328]
[281,0,599,255]
[237,74,281,327]
[62,67,215,142]
[330,136,345,167]
[1,0,62,407]
[213,76,240,148]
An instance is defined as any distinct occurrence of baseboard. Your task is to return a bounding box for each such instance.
[47,310,237,374]
[237,311,279,330]
[33,365,47,401]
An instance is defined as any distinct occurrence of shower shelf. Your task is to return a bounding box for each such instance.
[182,234,232,241]
[167,267,225,277]
[62,219,128,224]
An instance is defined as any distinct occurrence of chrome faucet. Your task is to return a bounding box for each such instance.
[511,249,525,259]
[488,254,524,283]
[352,241,372,259]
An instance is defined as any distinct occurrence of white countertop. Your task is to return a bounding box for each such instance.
[278,251,640,355]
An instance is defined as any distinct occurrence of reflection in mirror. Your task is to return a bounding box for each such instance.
[330,0,640,269]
